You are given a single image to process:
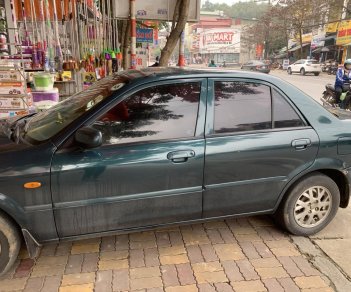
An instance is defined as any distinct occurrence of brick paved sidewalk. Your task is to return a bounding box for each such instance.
[0,216,334,292]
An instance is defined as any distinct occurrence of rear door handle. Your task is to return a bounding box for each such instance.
[167,150,195,163]
[292,139,311,150]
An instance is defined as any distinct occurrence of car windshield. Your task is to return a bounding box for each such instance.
[24,74,128,143]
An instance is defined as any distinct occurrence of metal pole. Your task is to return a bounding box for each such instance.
[178,31,185,67]
[130,0,136,69]
[8,0,18,54]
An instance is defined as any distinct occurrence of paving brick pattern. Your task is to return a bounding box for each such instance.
[0,216,335,291]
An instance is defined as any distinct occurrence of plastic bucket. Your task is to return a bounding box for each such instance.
[33,73,54,91]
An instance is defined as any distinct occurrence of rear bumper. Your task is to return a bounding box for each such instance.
[305,68,321,73]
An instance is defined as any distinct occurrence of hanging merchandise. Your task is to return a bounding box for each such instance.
[0,7,7,52]
[20,0,32,69]
[20,0,30,46]
[29,0,39,69]
[51,0,63,72]
[60,0,67,61]
[43,0,54,72]
[38,0,47,54]
[66,0,77,70]
[9,0,19,45]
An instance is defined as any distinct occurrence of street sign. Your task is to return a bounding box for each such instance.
[113,0,200,22]
[136,28,154,43]
[283,59,290,70]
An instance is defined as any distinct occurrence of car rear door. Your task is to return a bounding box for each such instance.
[203,78,319,217]
[51,79,207,237]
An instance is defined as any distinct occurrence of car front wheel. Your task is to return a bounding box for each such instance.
[276,173,340,236]
[0,213,21,276]
[300,68,306,75]
[287,68,292,75]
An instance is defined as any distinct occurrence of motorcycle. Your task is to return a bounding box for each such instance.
[321,82,351,110]
[325,61,338,75]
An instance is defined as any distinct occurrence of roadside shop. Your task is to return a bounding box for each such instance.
[0,0,122,118]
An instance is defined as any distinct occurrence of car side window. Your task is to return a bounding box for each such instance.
[272,89,305,128]
[214,81,272,133]
[92,82,201,145]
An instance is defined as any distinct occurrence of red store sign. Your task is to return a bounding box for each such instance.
[204,32,235,44]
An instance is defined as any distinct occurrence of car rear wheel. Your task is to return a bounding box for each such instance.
[287,68,292,75]
[314,72,320,76]
[300,68,306,75]
[0,213,21,276]
[276,173,340,236]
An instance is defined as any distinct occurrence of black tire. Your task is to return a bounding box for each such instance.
[300,68,306,75]
[276,173,340,236]
[314,72,320,76]
[0,213,21,276]
[287,68,292,75]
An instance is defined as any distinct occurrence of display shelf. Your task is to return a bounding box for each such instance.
[0,94,27,98]
[0,79,24,83]
[24,69,45,72]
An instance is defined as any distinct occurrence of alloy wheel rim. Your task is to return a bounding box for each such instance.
[293,186,332,228]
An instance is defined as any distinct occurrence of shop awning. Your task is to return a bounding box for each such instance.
[320,35,336,41]
[288,43,310,52]
[273,53,288,59]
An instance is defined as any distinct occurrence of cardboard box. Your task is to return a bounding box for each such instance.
[0,82,25,95]
[0,71,24,82]
[0,96,26,110]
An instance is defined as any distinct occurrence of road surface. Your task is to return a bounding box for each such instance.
[270,70,335,103]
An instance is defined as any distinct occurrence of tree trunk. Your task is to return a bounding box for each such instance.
[299,28,303,59]
[159,0,190,66]
[122,21,131,70]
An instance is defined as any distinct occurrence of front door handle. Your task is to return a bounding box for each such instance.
[167,150,195,163]
[292,139,311,150]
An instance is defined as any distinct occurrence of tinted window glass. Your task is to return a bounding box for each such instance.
[307,60,318,64]
[93,82,201,144]
[214,81,272,133]
[273,89,305,128]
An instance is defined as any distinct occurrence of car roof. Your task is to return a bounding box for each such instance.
[120,67,269,82]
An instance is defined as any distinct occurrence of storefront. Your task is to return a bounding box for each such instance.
[0,0,126,117]
[199,28,240,66]
[335,20,351,64]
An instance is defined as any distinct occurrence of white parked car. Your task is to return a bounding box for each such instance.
[287,59,321,76]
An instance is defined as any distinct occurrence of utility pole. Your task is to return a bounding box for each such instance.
[130,0,137,69]
[178,31,185,67]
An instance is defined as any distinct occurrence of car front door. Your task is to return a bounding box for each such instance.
[51,79,207,237]
[203,79,319,217]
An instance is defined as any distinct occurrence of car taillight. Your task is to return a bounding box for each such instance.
[256,66,261,69]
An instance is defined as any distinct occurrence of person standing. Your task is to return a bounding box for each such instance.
[208,60,217,67]
[150,56,160,67]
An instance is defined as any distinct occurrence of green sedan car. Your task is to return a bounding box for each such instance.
[0,68,350,275]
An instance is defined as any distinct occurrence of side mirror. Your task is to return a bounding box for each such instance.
[75,127,102,149]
